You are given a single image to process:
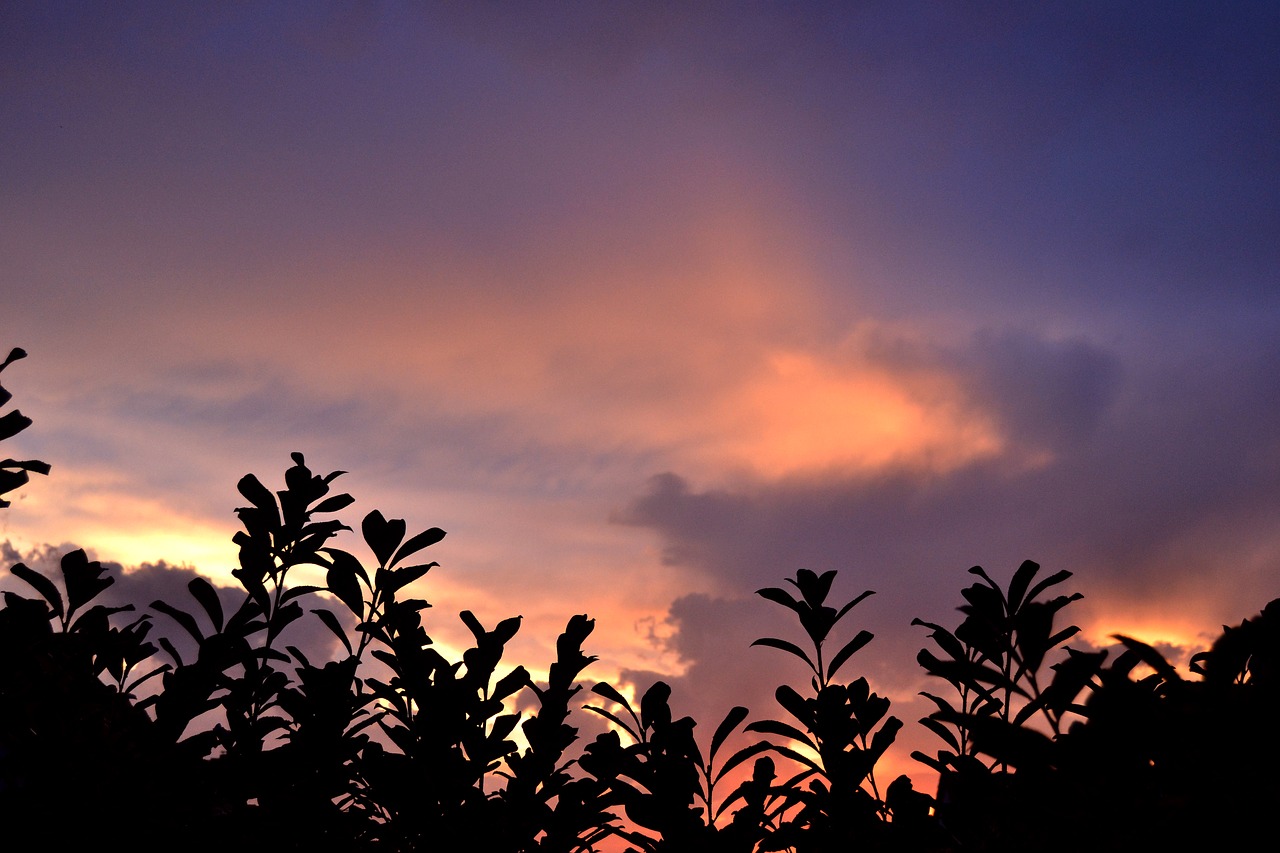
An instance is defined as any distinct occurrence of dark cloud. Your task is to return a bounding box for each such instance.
[0,540,355,669]
[617,327,1280,743]
[868,328,1124,453]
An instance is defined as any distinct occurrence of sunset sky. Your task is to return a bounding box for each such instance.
[3,2,1279,786]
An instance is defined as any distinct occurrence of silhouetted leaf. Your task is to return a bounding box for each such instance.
[312,492,356,514]
[756,586,801,613]
[827,629,874,680]
[390,526,446,568]
[11,562,63,619]
[910,750,948,773]
[1046,625,1081,647]
[158,635,183,667]
[187,576,224,632]
[0,457,51,476]
[314,608,354,656]
[236,472,277,513]
[326,560,365,616]
[267,601,304,640]
[789,568,836,607]
[494,665,531,701]
[1112,634,1180,682]
[0,410,32,442]
[639,681,672,730]
[584,704,640,743]
[591,682,634,712]
[363,510,406,567]
[0,347,27,371]
[280,584,324,604]
[746,719,816,750]
[919,716,961,751]
[1024,569,1074,605]
[751,637,816,672]
[1006,559,1041,612]
[913,617,968,662]
[757,740,822,774]
[377,562,436,595]
[710,705,749,761]
[832,589,875,627]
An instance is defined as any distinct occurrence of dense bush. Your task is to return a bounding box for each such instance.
[1,346,1276,852]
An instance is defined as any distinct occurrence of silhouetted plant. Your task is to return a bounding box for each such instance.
[0,347,50,508]
[5,345,1280,852]
[910,560,1103,851]
[578,680,775,852]
[747,569,910,852]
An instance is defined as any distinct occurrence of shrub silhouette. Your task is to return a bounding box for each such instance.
[2,346,1279,852]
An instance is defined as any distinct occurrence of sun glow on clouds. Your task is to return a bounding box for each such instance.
[5,469,237,581]
[714,349,1004,479]
[1079,611,1219,670]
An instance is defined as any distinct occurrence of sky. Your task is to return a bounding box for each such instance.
[3,1,1280,789]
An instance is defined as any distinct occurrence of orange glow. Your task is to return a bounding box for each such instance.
[719,350,1003,478]
[6,470,237,579]
[1079,611,1216,670]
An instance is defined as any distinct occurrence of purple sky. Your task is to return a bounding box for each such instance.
[3,2,1279,786]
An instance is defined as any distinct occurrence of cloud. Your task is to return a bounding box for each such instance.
[614,325,1280,787]
[0,540,354,669]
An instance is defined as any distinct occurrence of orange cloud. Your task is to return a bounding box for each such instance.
[713,349,1003,478]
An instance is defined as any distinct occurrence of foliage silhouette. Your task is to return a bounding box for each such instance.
[2,346,1280,852]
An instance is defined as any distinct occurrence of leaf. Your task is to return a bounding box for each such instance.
[583,705,640,744]
[833,589,876,626]
[459,610,486,643]
[591,681,635,714]
[11,563,64,619]
[0,347,27,371]
[751,637,816,672]
[362,510,406,567]
[267,601,305,639]
[774,684,811,723]
[1006,559,1041,612]
[324,547,370,585]
[0,410,33,442]
[280,584,325,604]
[187,577,225,632]
[745,719,816,750]
[390,526,446,568]
[493,665,531,701]
[1046,625,1081,647]
[1024,569,1074,605]
[758,741,822,774]
[918,691,959,717]
[59,549,113,619]
[910,750,948,774]
[710,705,749,762]
[639,681,672,731]
[791,569,836,607]
[312,492,356,514]
[313,608,354,657]
[1111,634,1180,682]
[0,458,51,476]
[236,473,278,513]
[919,716,961,751]
[827,629,874,680]
[714,740,773,784]
[756,586,801,613]
[326,560,365,616]
[158,635,183,667]
[913,618,968,663]
[868,716,903,761]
